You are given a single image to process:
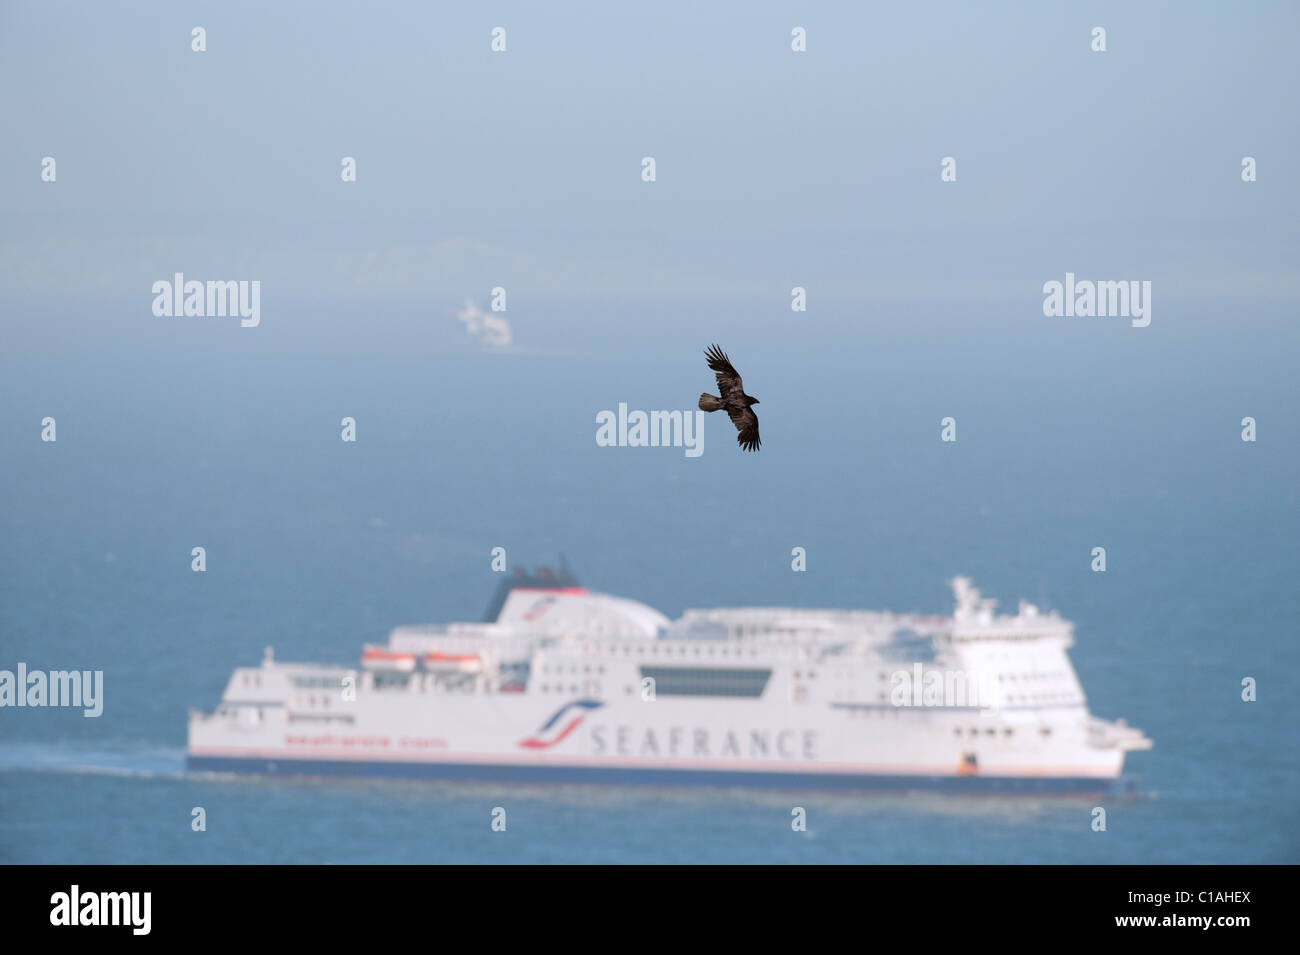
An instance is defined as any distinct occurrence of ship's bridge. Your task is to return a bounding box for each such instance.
[949,577,1073,644]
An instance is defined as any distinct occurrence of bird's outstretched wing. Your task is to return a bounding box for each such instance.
[728,406,761,451]
[705,344,746,403]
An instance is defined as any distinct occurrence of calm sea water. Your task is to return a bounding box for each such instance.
[2,302,1297,863]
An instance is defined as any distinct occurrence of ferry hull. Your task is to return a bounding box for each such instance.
[186,754,1120,794]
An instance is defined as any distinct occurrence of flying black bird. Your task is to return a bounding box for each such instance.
[699,344,761,451]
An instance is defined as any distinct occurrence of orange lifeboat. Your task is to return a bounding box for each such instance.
[424,652,482,674]
[360,646,417,672]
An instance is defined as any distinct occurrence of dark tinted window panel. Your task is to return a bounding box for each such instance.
[639,666,771,698]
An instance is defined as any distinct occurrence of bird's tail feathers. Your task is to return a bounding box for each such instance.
[699,393,723,412]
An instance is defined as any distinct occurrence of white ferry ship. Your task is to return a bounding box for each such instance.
[187,567,1151,791]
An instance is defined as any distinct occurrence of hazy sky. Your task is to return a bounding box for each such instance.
[2,0,1297,332]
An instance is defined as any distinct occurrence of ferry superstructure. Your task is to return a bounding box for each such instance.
[187,569,1151,791]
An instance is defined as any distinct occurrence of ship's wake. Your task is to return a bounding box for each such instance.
[0,740,187,780]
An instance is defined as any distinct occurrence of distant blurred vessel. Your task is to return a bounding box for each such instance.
[188,567,1151,791]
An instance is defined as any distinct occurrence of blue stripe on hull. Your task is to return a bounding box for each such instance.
[186,755,1116,794]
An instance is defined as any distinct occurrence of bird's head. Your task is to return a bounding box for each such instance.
[747,396,760,406]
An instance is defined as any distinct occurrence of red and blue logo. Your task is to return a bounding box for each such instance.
[521,595,557,621]
[518,699,604,749]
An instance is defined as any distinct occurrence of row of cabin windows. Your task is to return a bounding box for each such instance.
[542,661,808,679]
[1005,692,1076,702]
[998,671,1067,682]
[951,726,1053,737]
[546,652,1079,679]
[591,645,762,659]
[294,673,479,693]
[865,671,1069,683]
[539,670,774,699]
[538,683,600,695]
[862,688,1074,704]
[837,706,1033,720]
[291,695,333,707]
[291,675,342,689]
[369,673,475,690]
